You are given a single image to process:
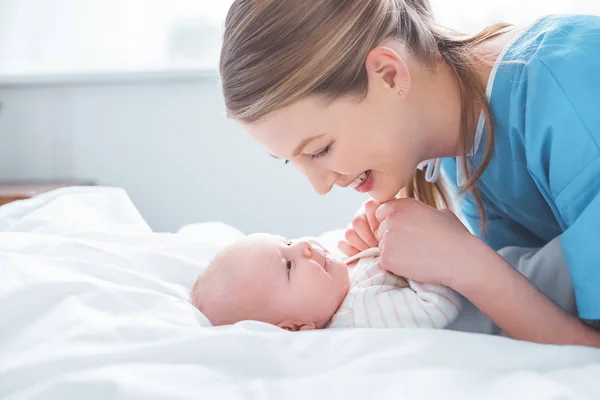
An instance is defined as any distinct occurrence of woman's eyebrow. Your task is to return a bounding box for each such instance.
[268,133,327,159]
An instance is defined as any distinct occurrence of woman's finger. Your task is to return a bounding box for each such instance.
[376,218,389,241]
[352,215,379,248]
[338,240,360,257]
[376,200,401,222]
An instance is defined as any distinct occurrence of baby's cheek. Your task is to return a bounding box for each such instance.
[341,275,351,292]
[304,284,326,301]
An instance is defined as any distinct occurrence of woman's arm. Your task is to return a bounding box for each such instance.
[375,198,600,348]
[454,238,600,348]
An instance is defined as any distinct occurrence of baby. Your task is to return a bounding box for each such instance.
[190,234,461,331]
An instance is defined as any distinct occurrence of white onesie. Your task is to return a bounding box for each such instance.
[327,248,461,329]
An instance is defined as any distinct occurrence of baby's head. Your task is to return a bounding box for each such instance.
[191,234,350,330]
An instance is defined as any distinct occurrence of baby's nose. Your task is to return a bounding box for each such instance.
[301,241,313,258]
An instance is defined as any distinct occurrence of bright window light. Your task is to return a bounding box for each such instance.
[0,0,598,77]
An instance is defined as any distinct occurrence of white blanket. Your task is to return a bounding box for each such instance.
[1,187,599,400]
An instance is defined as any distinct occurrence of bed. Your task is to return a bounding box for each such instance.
[1,187,599,400]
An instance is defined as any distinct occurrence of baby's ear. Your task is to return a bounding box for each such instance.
[276,321,316,331]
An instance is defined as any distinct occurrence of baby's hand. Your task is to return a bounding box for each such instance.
[339,199,381,257]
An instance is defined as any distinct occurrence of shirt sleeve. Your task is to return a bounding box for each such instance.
[497,237,576,316]
[557,182,600,319]
[460,199,546,251]
[525,58,600,319]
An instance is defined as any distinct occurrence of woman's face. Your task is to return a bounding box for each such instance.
[244,97,421,202]
[243,48,433,202]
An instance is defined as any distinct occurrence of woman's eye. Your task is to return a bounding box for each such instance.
[310,142,333,160]
[284,160,289,165]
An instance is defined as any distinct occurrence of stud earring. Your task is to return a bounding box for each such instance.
[398,89,405,96]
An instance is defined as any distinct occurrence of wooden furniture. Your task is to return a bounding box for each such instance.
[0,181,95,206]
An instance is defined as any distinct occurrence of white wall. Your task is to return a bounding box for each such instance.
[2,0,599,78]
[0,76,367,236]
[2,0,599,236]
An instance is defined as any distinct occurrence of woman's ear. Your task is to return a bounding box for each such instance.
[365,46,411,95]
[276,321,316,331]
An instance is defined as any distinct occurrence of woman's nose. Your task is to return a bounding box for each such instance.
[307,171,337,195]
[294,159,337,195]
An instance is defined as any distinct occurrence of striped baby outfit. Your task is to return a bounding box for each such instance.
[327,248,461,329]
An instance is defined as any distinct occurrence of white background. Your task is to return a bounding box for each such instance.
[1,0,600,75]
[0,0,598,236]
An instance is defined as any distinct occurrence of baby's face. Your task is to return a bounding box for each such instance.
[224,234,350,329]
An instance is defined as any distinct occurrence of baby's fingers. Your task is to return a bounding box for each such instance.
[352,215,379,248]
[345,227,370,252]
[364,199,381,234]
[338,240,360,258]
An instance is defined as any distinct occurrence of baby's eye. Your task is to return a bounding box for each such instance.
[286,260,293,272]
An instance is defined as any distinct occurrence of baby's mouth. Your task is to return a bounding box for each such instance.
[315,247,328,270]
[307,240,330,270]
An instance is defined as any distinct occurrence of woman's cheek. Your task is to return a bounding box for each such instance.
[292,160,307,175]
[330,152,361,175]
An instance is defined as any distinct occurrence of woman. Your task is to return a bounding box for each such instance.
[219,0,600,347]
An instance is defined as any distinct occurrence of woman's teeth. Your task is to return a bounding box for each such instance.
[350,172,368,188]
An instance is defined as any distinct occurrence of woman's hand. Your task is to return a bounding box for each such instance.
[338,199,381,257]
[375,198,478,287]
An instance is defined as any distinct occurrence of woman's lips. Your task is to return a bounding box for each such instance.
[352,170,373,193]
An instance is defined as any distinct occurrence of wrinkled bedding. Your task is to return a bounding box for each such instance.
[1,187,599,400]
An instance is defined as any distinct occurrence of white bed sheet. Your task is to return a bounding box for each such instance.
[0,187,599,400]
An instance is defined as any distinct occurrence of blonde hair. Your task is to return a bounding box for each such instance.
[220,0,513,228]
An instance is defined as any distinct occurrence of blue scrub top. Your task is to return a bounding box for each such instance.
[442,15,600,319]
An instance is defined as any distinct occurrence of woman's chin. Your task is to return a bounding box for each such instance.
[367,174,407,202]
[369,187,402,203]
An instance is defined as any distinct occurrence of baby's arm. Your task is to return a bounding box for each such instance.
[345,248,461,329]
[394,282,461,328]
[362,281,461,329]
